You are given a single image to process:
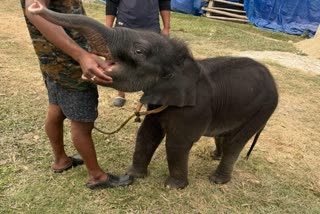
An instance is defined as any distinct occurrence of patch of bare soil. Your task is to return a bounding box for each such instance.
[295,26,320,60]
[235,51,320,75]
[237,27,320,74]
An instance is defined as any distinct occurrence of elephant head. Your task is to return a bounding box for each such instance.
[28,1,200,107]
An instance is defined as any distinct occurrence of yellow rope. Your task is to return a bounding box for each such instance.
[93,105,168,135]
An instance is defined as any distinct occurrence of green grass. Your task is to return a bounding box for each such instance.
[170,12,302,53]
[86,2,303,57]
[1,0,319,213]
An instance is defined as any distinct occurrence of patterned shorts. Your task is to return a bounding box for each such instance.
[46,77,98,122]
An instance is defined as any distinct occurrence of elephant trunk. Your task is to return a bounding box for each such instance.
[28,1,115,59]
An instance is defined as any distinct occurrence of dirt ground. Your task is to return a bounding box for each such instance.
[235,51,320,75]
[295,26,320,60]
[237,26,320,75]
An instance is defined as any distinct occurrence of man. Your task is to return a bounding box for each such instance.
[105,0,171,107]
[21,0,133,189]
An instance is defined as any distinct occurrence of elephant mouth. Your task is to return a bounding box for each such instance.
[103,61,116,73]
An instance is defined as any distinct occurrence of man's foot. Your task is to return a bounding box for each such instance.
[52,154,84,173]
[86,173,134,189]
[113,96,126,107]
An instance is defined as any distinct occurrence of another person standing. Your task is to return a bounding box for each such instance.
[105,0,171,107]
[21,0,133,189]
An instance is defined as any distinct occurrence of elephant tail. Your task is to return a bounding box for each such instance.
[245,125,266,160]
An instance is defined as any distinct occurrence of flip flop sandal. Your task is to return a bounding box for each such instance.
[52,154,84,173]
[86,173,133,189]
[112,96,126,107]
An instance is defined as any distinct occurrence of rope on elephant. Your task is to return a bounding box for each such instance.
[93,104,168,135]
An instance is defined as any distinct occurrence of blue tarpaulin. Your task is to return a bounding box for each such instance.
[171,0,206,16]
[244,0,320,37]
[170,0,243,15]
[171,0,320,37]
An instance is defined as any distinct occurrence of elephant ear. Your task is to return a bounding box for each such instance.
[140,55,200,107]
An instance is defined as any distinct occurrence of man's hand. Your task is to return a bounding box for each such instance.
[161,28,170,37]
[78,52,113,85]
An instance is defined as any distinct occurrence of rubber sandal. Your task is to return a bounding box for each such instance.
[113,96,126,107]
[52,154,84,173]
[86,173,133,189]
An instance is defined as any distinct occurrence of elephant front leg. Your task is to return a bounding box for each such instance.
[165,140,192,189]
[127,115,165,178]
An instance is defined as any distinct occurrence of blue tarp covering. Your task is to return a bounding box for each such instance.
[171,0,206,16]
[244,0,320,37]
[171,0,320,37]
[171,0,242,15]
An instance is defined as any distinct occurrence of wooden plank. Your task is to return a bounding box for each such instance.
[209,6,246,14]
[202,7,247,19]
[315,25,320,38]
[206,0,214,17]
[213,0,244,7]
[206,15,249,23]
[208,0,214,7]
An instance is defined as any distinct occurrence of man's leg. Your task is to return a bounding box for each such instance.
[70,120,108,183]
[45,104,71,170]
[57,85,132,188]
[118,91,125,98]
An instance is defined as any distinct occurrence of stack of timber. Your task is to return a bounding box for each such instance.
[202,0,248,23]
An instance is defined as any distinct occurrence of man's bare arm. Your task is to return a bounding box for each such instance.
[25,0,112,83]
[160,10,171,36]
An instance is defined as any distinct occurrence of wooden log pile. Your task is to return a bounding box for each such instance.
[202,0,248,23]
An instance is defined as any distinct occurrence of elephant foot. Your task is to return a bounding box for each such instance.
[126,165,148,178]
[211,151,222,160]
[164,176,188,189]
[209,172,231,184]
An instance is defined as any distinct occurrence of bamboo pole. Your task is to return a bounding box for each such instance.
[206,15,249,23]
[209,6,246,14]
[214,0,244,7]
[206,0,215,17]
[202,7,247,19]
[208,0,214,7]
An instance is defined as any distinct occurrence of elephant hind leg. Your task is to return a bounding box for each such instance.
[211,137,223,160]
[210,105,275,184]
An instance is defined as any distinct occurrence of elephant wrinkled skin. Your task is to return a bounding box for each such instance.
[29,2,278,189]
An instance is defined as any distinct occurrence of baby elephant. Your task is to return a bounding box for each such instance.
[29,3,278,189]
[127,57,278,188]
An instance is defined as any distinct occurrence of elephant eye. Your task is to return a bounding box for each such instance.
[135,49,143,55]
